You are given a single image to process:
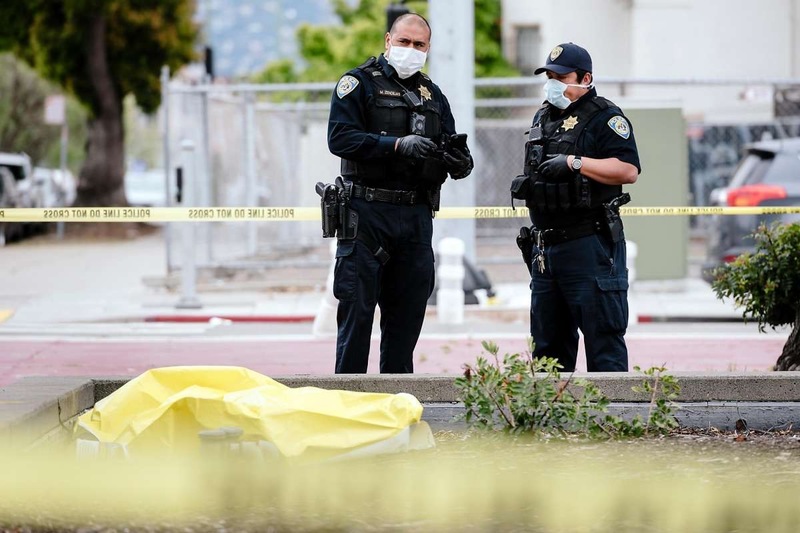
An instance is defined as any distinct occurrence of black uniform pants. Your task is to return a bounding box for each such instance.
[529,232,629,372]
[333,197,435,373]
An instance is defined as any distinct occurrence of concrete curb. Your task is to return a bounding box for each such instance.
[0,377,94,449]
[3,372,800,448]
[143,315,316,323]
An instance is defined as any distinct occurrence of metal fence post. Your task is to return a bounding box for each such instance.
[161,65,174,274]
[200,85,214,264]
[243,91,258,256]
[176,139,202,309]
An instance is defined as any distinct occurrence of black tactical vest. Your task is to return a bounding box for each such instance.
[340,57,446,188]
[527,96,623,223]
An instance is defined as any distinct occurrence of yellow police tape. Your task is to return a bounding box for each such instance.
[1,205,800,222]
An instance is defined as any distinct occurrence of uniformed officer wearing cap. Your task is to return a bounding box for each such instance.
[517,42,641,372]
[327,13,473,374]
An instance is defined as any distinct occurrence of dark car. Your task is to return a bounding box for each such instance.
[701,137,800,282]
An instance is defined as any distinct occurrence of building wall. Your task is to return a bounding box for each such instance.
[501,0,633,77]
[501,0,800,120]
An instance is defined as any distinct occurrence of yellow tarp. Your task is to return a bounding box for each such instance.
[77,366,433,460]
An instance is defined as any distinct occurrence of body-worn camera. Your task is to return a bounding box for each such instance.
[410,112,426,135]
[510,126,545,205]
[524,126,545,177]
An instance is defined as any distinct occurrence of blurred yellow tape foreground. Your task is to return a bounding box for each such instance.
[2,205,800,222]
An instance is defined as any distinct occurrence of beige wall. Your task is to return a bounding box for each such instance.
[623,106,688,280]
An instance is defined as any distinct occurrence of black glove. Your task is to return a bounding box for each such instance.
[538,154,573,182]
[443,146,473,180]
[396,135,438,159]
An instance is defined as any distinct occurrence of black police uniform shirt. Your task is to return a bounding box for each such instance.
[327,53,457,191]
[532,87,640,229]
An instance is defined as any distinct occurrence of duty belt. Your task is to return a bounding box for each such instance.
[533,220,603,247]
[349,183,419,205]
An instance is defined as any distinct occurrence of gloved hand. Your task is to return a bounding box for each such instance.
[443,147,473,180]
[395,135,438,159]
[538,154,574,182]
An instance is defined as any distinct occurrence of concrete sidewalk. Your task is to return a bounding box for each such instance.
[0,230,745,329]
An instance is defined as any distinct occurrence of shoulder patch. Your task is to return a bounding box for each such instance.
[336,75,359,99]
[607,116,631,139]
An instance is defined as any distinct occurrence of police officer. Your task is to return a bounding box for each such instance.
[518,42,640,372]
[327,13,473,374]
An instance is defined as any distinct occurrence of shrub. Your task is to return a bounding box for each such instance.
[711,223,800,370]
[454,340,679,438]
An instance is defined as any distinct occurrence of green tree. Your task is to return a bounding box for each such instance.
[0,1,197,207]
[473,0,518,79]
[712,223,800,370]
[254,0,517,84]
[0,53,87,170]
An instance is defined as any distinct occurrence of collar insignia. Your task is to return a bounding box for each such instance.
[561,115,579,131]
[419,85,432,101]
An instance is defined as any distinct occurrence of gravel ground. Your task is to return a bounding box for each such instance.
[667,426,800,451]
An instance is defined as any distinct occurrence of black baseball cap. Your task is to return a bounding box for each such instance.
[534,42,592,75]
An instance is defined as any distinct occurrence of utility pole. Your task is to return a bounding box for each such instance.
[428,0,476,261]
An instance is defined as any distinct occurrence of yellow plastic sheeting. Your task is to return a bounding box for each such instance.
[77,366,433,459]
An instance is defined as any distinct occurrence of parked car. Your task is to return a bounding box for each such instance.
[0,153,76,244]
[0,152,37,245]
[32,166,77,208]
[701,137,800,282]
[125,168,167,207]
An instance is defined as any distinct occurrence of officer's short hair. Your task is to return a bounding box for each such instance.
[390,13,431,37]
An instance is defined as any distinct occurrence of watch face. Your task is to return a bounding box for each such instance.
[572,158,582,170]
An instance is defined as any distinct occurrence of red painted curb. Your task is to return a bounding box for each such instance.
[635,315,744,324]
[144,315,316,323]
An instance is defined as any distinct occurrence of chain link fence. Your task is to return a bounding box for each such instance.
[161,75,800,272]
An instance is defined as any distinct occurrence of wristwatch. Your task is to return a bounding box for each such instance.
[571,156,583,173]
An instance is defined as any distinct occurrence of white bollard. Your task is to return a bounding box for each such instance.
[437,237,465,325]
[627,240,638,326]
[627,240,638,286]
[312,240,339,337]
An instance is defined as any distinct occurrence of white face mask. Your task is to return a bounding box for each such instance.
[543,78,593,109]
[386,44,427,79]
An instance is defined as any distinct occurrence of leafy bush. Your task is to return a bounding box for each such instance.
[712,223,800,329]
[454,340,680,438]
[712,223,800,370]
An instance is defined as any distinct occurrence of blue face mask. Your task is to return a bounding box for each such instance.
[543,78,592,109]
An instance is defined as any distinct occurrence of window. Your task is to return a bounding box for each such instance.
[515,26,541,76]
